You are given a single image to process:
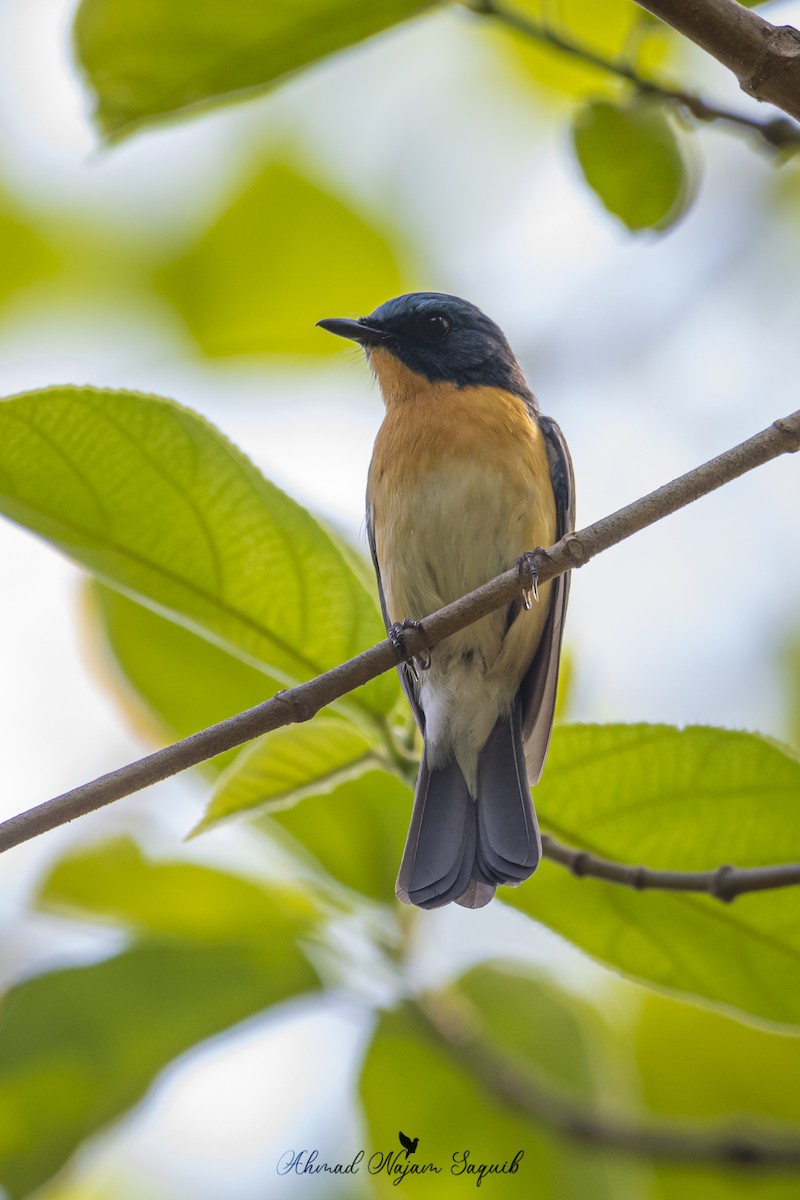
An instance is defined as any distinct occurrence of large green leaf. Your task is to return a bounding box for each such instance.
[157,161,409,357]
[636,990,800,1200]
[0,939,317,1200]
[37,835,318,941]
[268,767,412,902]
[197,718,381,834]
[573,100,691,231]
[73,0,437,140]
[0,386,396,719]
[507,724,800,1029]
[86,581,281,770]
[360,963,636,1199]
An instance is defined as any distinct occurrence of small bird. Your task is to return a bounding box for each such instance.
[318,293,574,910]
[398,1131,419,1158]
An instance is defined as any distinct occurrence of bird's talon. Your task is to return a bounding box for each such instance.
[389,618,432,672]
[517,551,540,609]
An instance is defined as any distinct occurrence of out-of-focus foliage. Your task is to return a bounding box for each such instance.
[0,838,319,1199]
[508,724,800,1028]
[157,161,412,357]
[0,195,61,310]
[573,101,691,231]
[361,963,635,1199]
[73,0,437,140]
[86,582,280,770]
[267,769,412,901]
[0,386,397,720]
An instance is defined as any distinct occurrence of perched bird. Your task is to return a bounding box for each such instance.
[318,293,574,910]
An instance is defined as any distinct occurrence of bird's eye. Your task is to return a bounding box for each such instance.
[419,313,451,342]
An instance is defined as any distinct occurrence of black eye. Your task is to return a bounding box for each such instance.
[419,313,451,342]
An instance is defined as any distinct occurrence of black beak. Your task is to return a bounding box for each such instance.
[316,317,388,346]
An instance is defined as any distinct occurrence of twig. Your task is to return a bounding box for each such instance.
[633,0,800,126]
[466,0,800,150]
[419,993,800,1165]
[541,835,800,902]
[0,410,796,855]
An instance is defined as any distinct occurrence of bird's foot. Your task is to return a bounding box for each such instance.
[517,550,540,610]
[388,618,432,677]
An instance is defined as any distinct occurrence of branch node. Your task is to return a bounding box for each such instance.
[275,689,316,723]
[709,863,737,903]
[773,416,800,452]
[563,532,589,567]
[632,865,649,891]
[572,851,592,878]
[724,1137,766,1167]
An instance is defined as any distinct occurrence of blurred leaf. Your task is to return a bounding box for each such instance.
[507,724,800,1029]
[157,160,408,357]
[268,767,411,902]
[785,634,800,753]
[360,963,636,1198]
[0,386,397,719]
[197,718,380,835]
[636,991,800,1200]
[492,0,671,103]
[86,581,280,771]
[573,100,691,231]
[0,199,60,310]
[38,835,317,941]
[0,939,318,1200]
[73,0,436,140]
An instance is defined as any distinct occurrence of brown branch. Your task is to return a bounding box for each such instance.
[633,0,800,125]
[467,0,800,150]
[419,993,800,1165]
[542,835,800,902]
[0,410,797,856]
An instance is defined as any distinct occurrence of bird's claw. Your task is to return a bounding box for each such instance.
[389,619,432,677]
[517,550,540,610]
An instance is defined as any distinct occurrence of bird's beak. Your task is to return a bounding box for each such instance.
[316,317,388,346]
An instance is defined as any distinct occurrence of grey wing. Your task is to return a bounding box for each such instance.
[365,500,425,732]
[519,413,575,781]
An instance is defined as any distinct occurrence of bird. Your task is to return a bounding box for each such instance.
[317,293,574,910]
[398,1132,419,1158]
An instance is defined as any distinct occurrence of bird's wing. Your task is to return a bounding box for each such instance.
[398,1132,413,1151]
[519,414,575,781]
[365,500,425,731]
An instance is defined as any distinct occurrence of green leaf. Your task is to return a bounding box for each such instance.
[360,963,635,1199]
[573,100,691,231]
[197,717,380,835]
[0,197,60,311]
[86,581,281,770]
[73,0,437,140]
[157,161,410,357]
[636,990,800,1200]
[268,768,411,902]
[38,835,318,941]
[0,386,397,719]
[0,939,317,1200]
[507,724,800,1029]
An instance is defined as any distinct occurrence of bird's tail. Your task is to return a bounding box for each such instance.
[395,705,541,910]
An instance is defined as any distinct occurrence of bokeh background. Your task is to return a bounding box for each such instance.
[1,0,799,1197]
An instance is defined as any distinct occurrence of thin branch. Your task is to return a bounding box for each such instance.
[0,410,797,856]
[541,835,800,902]
[633,0,800,125]
[418,993,800,1165]
[466,0,800,150]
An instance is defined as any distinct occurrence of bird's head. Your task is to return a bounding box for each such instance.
[317,292,532,405]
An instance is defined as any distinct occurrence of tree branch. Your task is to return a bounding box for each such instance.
[0,410,797,856]
[418,993,800,1165]
[467,0,800,150]
[541,835,800,902]
[633,0,800,125]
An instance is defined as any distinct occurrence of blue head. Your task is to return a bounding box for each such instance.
[318,292,532,402]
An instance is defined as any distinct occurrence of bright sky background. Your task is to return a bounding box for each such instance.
[0,1,799,1196]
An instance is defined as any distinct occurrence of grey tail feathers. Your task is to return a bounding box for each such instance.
[395,705,541,910]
